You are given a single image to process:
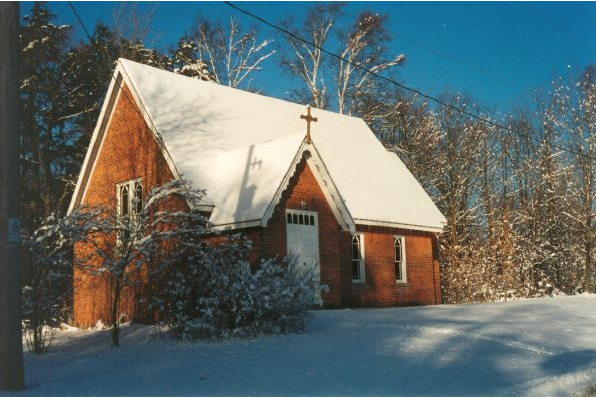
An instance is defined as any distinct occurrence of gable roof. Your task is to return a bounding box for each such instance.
[69,58,446,232]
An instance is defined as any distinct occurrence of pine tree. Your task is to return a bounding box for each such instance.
[20,2,73,227]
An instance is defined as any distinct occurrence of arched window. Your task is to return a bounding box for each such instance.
[117,179,143,217]
[394,236,406,283]
[119,184,129,216]
[133,180,143,215]
[352,234,365,282]
[116,178,144,243]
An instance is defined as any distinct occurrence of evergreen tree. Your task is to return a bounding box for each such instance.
[20,2,73,227]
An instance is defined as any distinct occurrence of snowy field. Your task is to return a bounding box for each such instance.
[3,294,595,397]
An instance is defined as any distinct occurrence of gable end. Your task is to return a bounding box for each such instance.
[68,63,182,213]
[261,140,356,233]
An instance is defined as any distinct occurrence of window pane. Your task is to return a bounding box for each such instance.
[395,238,402,262]
[352,260,360,280]
[120,185,129,215]
[395,262,402,280]
[352,235,360,260]
[293,214,298,224]
[310,215,315,226]
[287,213,292,224]
[134,181,143,214]
[299,214,304,225]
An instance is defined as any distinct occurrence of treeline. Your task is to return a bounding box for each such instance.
[20,2,595,306]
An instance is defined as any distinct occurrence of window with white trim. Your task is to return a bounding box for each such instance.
[351,234,365,282]
[394,235,407,283]
[117,179,143,241]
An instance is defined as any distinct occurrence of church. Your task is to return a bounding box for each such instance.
[68,58,446,327]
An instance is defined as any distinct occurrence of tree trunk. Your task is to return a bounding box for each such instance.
[585,230,595,293]
[111,278,122,347]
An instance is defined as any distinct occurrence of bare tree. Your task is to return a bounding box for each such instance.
[280,2,345,108]
[333,11,405,116]
[74,199,145,347]
[377,90,441,192]
[112,2,157,47]
[74,180,208,346]
[433,93,491,303]
[171,16,275,89]
[549,67,596,292]
[22,211,99,353]
[112,3,167,68]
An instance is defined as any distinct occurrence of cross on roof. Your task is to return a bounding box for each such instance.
[300,105,318,144]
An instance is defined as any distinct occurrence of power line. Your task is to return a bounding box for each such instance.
[223,1,580,156]
[336,9,518,89]
[69,0,580,157]
[67,1,198,203]
[67,1,162,139]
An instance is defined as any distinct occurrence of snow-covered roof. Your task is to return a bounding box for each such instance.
[70,58,446,232]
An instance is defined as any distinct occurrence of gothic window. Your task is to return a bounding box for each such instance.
[116,178,143,243]
[134,180,143,215]
[394,236,407,283]
[352,234,365,282]
[117,178,143,217]
[119,184,129,216]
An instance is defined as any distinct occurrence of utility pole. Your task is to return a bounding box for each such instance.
[0,1,25,391]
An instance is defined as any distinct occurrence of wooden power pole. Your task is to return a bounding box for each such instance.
[0,1,25,391]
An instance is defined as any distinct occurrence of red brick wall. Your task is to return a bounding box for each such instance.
[245,155,442,308]
[349,225,442,307]
[73,85,176,327]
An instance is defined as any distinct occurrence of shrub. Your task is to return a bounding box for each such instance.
[151,236,322,339]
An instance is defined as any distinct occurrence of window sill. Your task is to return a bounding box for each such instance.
[352,280,366,285]
[395,281,409,286]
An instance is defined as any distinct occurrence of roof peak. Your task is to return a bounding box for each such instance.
[116,57,363,123]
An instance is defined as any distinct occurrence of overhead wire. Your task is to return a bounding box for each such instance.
[67,1,219,202]
[67,1,162,137]
[336,8,518,88]
[223,1,581,156]
[67,1,580,157]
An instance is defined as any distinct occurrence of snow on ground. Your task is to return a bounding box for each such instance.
[3,294,595,396]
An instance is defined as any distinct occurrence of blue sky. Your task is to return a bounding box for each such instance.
[22,1,595,114]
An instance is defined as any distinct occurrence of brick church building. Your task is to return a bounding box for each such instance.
[68,59,446,327]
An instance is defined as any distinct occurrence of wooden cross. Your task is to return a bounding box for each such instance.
[300,105,318,144]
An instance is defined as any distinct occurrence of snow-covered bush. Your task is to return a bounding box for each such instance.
[135,179,321,339]
[22,210,100,353]
[151,235,321,339]
[249,257,321,335]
